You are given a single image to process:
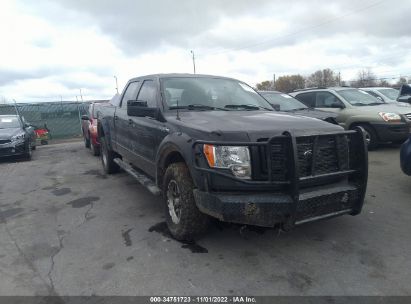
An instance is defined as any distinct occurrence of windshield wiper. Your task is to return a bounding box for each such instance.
[367,102,384,106]
[288,107,309,111]
[224,104,271,111]
[169,104,228,111]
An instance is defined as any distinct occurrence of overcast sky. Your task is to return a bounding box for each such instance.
[1,0,411,102]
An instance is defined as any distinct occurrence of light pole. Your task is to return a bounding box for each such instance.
[190,50,196,74]
[114,76,119,94]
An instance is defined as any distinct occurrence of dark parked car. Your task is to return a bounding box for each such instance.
[398,84,411,104]
[259,90,338,124]
[400,135,411,175]
[0,115,36,160]
[97,74,368,241]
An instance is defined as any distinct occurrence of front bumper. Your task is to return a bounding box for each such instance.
[192,129,368,228]
[0,141,27,157]
[194,183,361,227]
[371,122,410,142]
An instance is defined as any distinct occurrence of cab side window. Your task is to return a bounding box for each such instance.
[136,80,157,108]
[121,81,140,107]
[315,92,344,108]
[295,92,315,107]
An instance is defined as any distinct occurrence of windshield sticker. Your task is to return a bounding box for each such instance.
[1,119,12,122]
[281,94,292,98]
[239,83,257,94]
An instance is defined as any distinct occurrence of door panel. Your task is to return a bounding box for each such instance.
[128,79,162,177]
[114,81,140,161]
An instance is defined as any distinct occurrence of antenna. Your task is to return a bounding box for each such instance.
[176,98,180,120]
[13,99,21,118]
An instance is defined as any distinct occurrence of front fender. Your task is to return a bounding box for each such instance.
[155,132,199,187]
[345,115,381,129]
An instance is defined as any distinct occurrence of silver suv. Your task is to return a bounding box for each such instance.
[290,87,411,149]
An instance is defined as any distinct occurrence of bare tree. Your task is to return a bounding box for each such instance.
[306,69,338,87]
[352,68,377,87]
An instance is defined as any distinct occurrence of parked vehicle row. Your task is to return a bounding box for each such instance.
[94,74,368,241]
[290,87,411,150]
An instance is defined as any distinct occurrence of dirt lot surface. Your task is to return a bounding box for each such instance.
[0,141,410,296]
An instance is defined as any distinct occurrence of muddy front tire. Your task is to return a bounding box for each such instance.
[163,162,209,241]
[100,137,119,174]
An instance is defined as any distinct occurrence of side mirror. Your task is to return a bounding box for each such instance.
[376,96,384,101]
[127,100,160,119]
[270,103,281,111]
[331,103,345,109]
[24,123,31,128]
[398,96,411,104]
[81,115,89,121]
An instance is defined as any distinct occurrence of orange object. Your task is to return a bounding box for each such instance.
[203,144,215,167]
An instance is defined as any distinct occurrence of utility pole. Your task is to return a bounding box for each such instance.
[190,50,196,74]
[76,96,79,102]
[79,89,84,102]
[273,74,276,90]
[114,76,119,94]
[338,71,341,86]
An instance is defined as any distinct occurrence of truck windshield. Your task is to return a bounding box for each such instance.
[261,92,308,111]
[162,77,273,111]
[338,89,384,106]
[0,116,21,129]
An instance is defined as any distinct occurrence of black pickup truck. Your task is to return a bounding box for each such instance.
[97,74,368,240]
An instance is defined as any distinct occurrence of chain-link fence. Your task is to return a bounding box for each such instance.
[0,102,92,139]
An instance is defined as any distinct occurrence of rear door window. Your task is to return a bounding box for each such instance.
[315,92,343,108]
[295,92,315,107]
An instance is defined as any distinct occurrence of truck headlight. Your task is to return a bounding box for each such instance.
[11,134,25,142]
[379,112,401,122]
[203,144,251,179]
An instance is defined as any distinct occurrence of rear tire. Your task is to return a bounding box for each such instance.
[84,133,90,148]
[24,140,32,161]
[163,162,209,241]
[91,143,100,156]
[100,136,119,174]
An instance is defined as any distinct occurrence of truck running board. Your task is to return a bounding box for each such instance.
[113,158,161,196]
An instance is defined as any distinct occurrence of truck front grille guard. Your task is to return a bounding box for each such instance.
[192,127,368,215]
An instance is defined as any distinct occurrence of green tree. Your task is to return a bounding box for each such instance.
[275,75,305,93]
[256,80,273,91]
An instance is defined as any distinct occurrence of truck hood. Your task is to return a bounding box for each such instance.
[166,110,343,141]
[0,128,22,140]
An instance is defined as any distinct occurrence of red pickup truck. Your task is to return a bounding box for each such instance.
[81,101,109,155]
